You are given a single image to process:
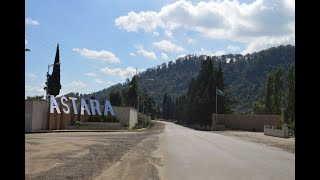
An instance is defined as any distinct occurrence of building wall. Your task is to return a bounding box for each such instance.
[113,106,130,126]
[129,108,138,129]
[47,101,138,130]
[25,100,48,132]
[25,101,33,132]
[26,99,138,131]
[212,114,280,132]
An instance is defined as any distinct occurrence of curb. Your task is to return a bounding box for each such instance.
[132,124,151,132]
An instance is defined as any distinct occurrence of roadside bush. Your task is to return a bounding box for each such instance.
[88,115,102,122]
[102,113,120,123]
[135,113,151,129]
[74,121,82,128]
[88,113,120,123]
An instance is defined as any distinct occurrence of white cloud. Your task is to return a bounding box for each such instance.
[66,81,87,88]
[187,38,196,44]
[153,40,185,53]
[84,72,97,77]
[73,48,120,63]
[213,50,226,56]
[129,52,136,56]
[115,0,294,54]
[226,45,241,52]
[25,85,44,93]
[161,52,168,60]
[153,31,160,36]
[25,17,40,25]
[136,46,157,60]
[195,48,225,56]
[95,78,104,84]
[26,73,37,79]
[164,30,173,38]
[242,35,294,54]
[100,67,136,79]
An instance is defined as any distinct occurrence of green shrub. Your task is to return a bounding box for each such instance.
[102,112,120,122]
[88,115,102,122]
[136,113,151,129]
[289,121,295,131]
[74,121,82,127]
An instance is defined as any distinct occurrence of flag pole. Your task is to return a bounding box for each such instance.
[216,86,217,123]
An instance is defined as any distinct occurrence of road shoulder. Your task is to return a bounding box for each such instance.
[211,130,295,154]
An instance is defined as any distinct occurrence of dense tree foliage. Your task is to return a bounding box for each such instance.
[26,95,44,100]
[109,92,122,106]
[64,45,294,113]
[170,57,227,126]
[253,63,295,131]
[285,63,295,129]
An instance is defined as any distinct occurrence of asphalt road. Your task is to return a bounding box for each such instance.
[156,121,295,180]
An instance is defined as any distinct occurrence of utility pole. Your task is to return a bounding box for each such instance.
[216,87,218,123]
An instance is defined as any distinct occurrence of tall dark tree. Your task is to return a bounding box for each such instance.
[142,95,158,119]
[274,67,283,115]
[265,72,275,114]
[215,61,225,113]
[285,63,295,126]
[127,76,139,108]
[162,93,168,119]
[47,44,62,97]
[109,92,122,106]
[186,57,216,125]
[216,61,224,90]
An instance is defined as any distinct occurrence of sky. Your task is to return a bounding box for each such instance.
[25,0,295,98]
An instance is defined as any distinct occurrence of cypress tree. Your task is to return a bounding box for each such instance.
[285,63,295,126]
[127,75,139,108]
[274,67,283,115]
[266,72,275,114]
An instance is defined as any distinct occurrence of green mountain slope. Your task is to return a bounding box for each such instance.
[65,45,295,112]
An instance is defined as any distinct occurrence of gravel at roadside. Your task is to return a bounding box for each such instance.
[25,121,164,180]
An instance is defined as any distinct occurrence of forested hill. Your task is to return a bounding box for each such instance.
[68,44,294,112]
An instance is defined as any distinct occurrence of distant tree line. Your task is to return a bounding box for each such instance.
[252,63,295,130]
[161,58,235,126]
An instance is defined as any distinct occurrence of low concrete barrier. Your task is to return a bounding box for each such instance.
[264,125,289,138]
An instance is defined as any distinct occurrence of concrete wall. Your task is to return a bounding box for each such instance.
[26,99,138,131]
[212,114,280,132]
[25,100,49,132]
[113,106,130,126]
[48,101,138,130]
[25,101,33,132]
[129,108,138,129]
[264,125,289,138]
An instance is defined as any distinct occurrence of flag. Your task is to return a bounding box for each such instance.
[216,88,224,96]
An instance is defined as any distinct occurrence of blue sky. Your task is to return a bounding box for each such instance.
[25,0,294,97]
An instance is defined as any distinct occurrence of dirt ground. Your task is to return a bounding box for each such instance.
[25,121,164,180]
[212,130,295,154]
